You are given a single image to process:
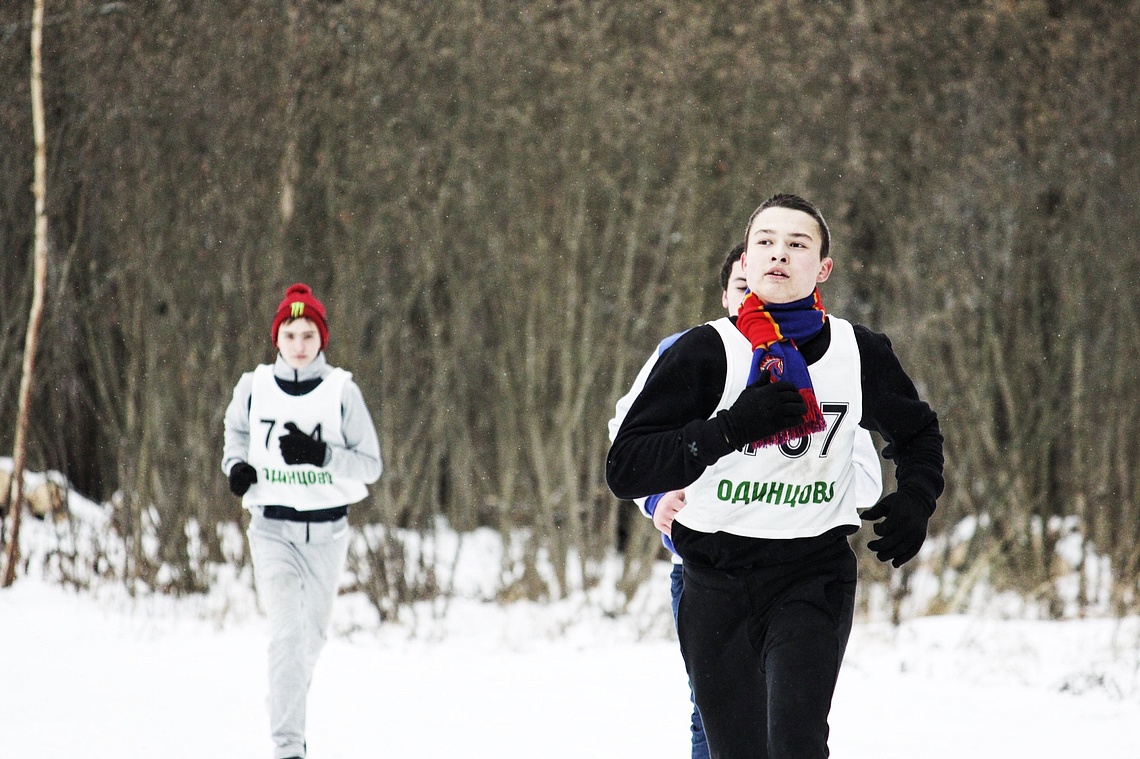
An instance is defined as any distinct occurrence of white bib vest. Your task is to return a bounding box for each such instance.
[243,364,368,510]
[677,315,865,539]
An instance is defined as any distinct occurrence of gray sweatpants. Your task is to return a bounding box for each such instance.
[248,510,350,759]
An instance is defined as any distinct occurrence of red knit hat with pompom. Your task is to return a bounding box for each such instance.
[271,283,329,350]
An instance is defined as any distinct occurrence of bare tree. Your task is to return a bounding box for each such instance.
[3,0,47,588]
[1,0,1138,614]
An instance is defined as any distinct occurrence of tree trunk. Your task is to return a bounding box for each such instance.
[3,0,48,588]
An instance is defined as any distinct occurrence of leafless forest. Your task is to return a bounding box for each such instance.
[2,1,1138,618]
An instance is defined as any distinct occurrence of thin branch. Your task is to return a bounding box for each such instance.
[1,2,127,44]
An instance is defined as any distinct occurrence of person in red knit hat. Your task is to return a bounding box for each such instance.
[223,282,382,759]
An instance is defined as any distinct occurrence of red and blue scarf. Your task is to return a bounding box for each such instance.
[735,288,828,448]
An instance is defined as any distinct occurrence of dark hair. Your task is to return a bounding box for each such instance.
[745,193,831,260]
[718,240,746,291]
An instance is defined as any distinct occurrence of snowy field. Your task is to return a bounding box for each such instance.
[5,570,1140,759]
[3,465,1140,758]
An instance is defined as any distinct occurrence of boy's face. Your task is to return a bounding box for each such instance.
[721,259,748,314]
[742,206,832,304]
[277,317,321,369]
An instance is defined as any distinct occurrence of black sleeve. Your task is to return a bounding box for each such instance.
[606,325,734,500]
[855,324,945,512]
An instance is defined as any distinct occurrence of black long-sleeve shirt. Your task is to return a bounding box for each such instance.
[606,317,944,568]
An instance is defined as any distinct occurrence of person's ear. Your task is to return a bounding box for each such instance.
[816,257,833,283]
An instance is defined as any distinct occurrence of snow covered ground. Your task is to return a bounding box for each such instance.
[5,564,1140,758]
[3,465,1140,758]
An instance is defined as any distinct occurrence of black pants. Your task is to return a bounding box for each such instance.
[677,541,857,759]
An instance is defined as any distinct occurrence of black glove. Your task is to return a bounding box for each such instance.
[279,422,327,466]
[715,376,807,450]
[861,490,932,567]
[228,462,258,496]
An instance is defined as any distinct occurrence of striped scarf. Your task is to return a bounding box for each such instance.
[735,288,828,448]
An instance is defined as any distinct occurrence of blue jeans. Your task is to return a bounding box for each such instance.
[670,562,710,759]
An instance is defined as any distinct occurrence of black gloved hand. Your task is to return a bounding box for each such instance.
[228,462,258,496]
[861,490,932,567]
[279,422,327,466]
[715,375,807,450]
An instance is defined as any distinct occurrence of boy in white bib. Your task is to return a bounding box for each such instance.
[607,240,884,759]
[608,195,943,759]
[222,283,382,759]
